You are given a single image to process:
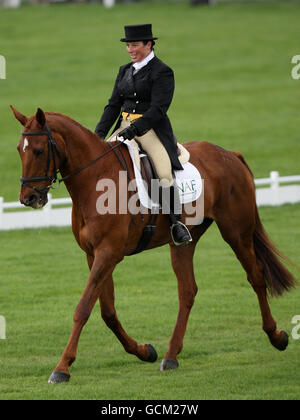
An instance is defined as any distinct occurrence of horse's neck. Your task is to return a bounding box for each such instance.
[53,114,105,159]
[50,114,108,198]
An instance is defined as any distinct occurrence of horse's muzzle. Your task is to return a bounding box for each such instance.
[20,191,48,209]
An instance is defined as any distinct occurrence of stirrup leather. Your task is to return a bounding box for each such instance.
[170,221,192,246]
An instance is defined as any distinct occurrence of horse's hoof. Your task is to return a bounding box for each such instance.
[269,330,289,351]
[146,344,158,363]
[159,359,179,371]
[277,330,289,351]
[48,370,70,384]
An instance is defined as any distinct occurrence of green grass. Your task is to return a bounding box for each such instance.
[0,203,299,400]
[0,0,300,400]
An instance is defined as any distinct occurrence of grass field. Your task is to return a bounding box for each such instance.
[0,204,299,400]
[0,0,300,400]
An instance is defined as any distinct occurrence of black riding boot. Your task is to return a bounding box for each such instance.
[160,184,192,246]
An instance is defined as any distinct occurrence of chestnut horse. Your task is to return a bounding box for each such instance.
[11,106,296,383]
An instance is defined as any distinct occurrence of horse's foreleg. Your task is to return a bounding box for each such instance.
[48,248,116,383]
[99,275,158,363]
[160,241,198,371]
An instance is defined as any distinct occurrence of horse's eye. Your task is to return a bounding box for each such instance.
[34,149,44,157]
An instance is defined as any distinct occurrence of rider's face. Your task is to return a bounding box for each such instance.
[126,41,152,63]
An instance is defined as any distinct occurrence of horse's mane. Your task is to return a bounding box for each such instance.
[46,111,99,139]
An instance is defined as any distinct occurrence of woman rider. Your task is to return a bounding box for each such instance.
[95,24,191,246]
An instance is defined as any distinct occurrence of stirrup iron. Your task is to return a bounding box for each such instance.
[170,221,192,246]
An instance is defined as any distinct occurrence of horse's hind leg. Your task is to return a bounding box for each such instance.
[99,275,158,363]
[216,221,288,351]
[160,223,211,371]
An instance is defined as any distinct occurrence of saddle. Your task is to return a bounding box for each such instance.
[125,139,190,255]
[108,134,192,254]
[139,147,158,200]
[129,139,190,197]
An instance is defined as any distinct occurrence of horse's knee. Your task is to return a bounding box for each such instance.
[182,287,197,310]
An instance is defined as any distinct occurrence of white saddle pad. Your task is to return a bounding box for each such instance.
[124,140,203,210]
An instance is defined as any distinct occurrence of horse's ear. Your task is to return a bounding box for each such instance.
[10,105,28,126]
[36,107,46,127]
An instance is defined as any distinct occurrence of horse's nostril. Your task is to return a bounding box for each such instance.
[26,194,38,206]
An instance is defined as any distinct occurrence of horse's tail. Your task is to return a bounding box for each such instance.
[253,209,297,297]
[232,150,298,297]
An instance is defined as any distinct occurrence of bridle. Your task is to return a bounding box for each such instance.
[20,121,127,195]
[21,121,61,195]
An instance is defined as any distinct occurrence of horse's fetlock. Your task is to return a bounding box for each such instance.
[125,343,138,355]
[263,323,277,335]
[68,356,76,367]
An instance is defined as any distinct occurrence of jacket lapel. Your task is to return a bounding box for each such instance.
[123,65,135,92]
[133,56,158,79]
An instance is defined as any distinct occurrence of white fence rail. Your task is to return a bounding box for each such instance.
[254,171,300,207]
[0,171,300,231]
[0,195,72,231]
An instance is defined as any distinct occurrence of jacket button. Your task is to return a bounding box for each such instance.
[134,92,137,96]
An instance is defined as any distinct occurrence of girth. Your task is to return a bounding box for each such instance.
[109,141,159,256]
[130,145,159,255]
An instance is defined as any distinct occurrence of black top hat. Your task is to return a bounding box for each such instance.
[120,24,158,42]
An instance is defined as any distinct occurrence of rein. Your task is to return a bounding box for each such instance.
[59,137,127,184]
[21,123,126,192]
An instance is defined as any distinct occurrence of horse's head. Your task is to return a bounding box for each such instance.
[11,106,62,209]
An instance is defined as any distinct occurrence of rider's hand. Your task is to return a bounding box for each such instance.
[118,125,138,140]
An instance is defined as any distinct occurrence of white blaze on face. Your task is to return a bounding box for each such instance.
[23,137,29,152]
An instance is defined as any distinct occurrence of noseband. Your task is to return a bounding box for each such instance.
[21,122,61,195]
